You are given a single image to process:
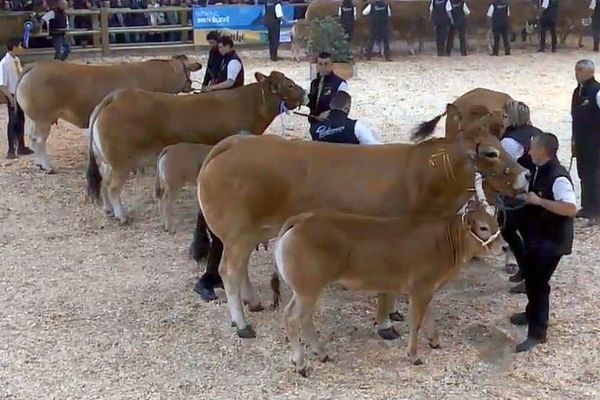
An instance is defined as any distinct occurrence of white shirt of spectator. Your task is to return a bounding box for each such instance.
[275,3,283,19]
[591,0,599,10]
[337,81,349,93]
[354,120,382,145]
[487,4,510,17]
[540,0,550,8]
[338,6,358,20]
[362,3,392,17]
[429,0,452,13]
[0,52,22,95]
[500,137,525,161]
[226,59,242,82]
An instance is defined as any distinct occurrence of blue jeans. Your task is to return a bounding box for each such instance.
[53,36,70,60]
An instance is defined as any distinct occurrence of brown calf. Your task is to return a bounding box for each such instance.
[273,203,502,376]
[155,143,213,233]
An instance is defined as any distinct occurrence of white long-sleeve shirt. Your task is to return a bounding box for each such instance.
[275,3,283,19]
[429,0,452,13]
[540,0,549,9]
[590,0,598,10]
[362,4,392,17]
[354,120,382,144]
[338,6,358,20]
[487,4,510,17]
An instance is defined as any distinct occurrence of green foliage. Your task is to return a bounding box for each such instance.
[306,17,353,63]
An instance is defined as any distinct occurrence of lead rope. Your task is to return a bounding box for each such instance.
[279,101,289,136]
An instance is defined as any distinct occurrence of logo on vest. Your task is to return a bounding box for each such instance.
[316,124,345,139]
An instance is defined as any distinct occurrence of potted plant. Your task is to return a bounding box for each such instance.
[306,16,355,80]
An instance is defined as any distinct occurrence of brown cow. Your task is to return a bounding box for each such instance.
[16,56,202,173]
[155,143,213,234]
[273,202,502,375]
[193,112,530,338]
[86,71,307,225]
[413,88,513,140]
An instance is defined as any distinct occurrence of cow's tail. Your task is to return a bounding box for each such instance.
[155,147,168,199]
[86,92,117,203]
[410,107,449,143]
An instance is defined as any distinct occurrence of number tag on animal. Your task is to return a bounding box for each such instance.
[582,18,592,27]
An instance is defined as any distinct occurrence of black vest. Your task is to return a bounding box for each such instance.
[264,1,279,27]
[340,1,355,36]
[309,109,359,144]
[541,0,558,22]
[371,0,389,31]
[215,50,244,88]
[308,72,345,122]
[432,0,450,26]
[203,47,222,86]
[523,158,574,255]
[571,78,600,148]
[503,124,543,172]
[450,0,466,26]
[491,0,509,29]
[593,2,600,28]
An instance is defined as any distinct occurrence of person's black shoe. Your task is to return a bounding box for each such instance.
[510,281,526,294]
[17,146,34,156]
[510,312,528,326]
[509,271,523,283]
[515,336,546,353]
[537,48,545,53]
[6,150,16,159]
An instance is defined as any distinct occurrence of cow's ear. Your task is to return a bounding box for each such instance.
[255,72,268,83]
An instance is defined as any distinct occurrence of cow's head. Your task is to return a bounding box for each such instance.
[172,54,203,93]
[255,71,309,109]
[461,200,504,256]
[458,112,530,198]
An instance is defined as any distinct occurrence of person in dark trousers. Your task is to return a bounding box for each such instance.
[307,52,349,125]
[538,0,558,52]
[571,59,600,222]
[338,0,356,41]
[591,0,600,52]
[499,101,544,294]
[264,0,283,61]
[446,0,470,56]
[49,0,70,60]
[430,0,452,57]
[201,30,222,88]
[510,132,576,353]
[0,38,34,159]
[363,0,392,61]
[487,0,511,56]
[310,91,381,145]
[202,36,244,92]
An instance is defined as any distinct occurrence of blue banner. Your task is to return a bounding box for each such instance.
[192,5,294,44]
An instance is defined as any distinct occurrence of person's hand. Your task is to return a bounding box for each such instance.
[525,192,542,206]
[317,110,330,121]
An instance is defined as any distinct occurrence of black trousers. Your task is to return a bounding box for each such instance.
[539,19,557,51]
[267,23,281,60]
[6,101,25,153]
[522,249,562,339]
[52,35,70,61]
[499,209,527,273]
[446,23,467,55]
[492,27,510,55]
[367,29,390,59]
[435,23,450,56]
[593,25,600,52]
[576,143,600,216]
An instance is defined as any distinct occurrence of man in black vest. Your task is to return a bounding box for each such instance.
[307,52,348,124]
[363,0,392,61]
[339,0,356,41]
[201,30,222,88]
[430,0,453,57]
[264,0,283,61]
[538,0,558,52]
[510,132,576,353]
[309,91,381,145]
[591,0,600,52]
[487,0,511,56]
[571,59,600,221]
[446,0,470,56]
[202,36,244,92]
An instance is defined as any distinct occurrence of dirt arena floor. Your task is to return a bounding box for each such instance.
[1,46,600,399]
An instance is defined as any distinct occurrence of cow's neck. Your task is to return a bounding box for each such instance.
[252,83,285,134]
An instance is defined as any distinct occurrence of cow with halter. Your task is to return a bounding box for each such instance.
[86,71,308,225]
[16,55,202,173]
[272,200,503,376]
[190,107,530,338]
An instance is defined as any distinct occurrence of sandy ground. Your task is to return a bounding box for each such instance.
[1,45,600,400]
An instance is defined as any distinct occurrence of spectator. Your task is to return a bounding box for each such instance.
[49,0,70,60]
[128,0,148,43]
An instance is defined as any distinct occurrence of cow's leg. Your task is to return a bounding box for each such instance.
[30,121,54,173]
[220,242,254,338]
[106,168,129,224]
[161,186,176,234]
[425,306,440,349]
[284,295,307,377]
[299,295,328,363]
[101,180,113,216]
[406,290,433,365]
[242,265,263,312]
[193,228,223,302]
[376,292,399,340]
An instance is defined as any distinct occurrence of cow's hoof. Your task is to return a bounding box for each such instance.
[429,341,441,350]
[237,325,257,339]
[389,311,404,322]
[193,283,218,302]
[104,209,114,217]
[412,358,424,366]
[377,327,400,341]
[317,353,330,363]
[248,303,264,313]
